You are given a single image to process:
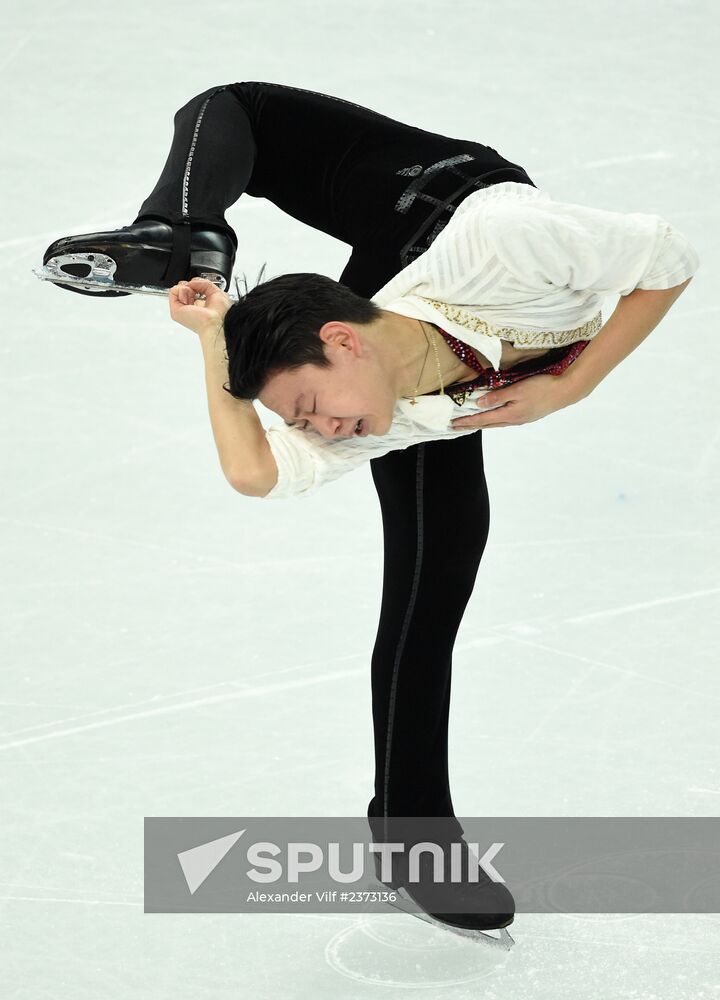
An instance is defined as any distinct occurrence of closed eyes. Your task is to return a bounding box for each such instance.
[299,397,317,429]
[284,397,316,430]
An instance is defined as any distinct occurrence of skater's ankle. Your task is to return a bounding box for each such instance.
[132,214,172,226]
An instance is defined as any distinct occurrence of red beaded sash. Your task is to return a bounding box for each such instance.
[427,325,590,406]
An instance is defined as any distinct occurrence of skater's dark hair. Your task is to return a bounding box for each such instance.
[220,266,383,400]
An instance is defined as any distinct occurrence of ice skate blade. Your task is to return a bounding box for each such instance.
[388,887,515,951]
[33,260,239,300]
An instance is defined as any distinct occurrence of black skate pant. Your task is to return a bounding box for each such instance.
[135,82,537,836]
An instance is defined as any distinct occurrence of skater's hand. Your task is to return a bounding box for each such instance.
[168,278,233,337]
[449,373,578,430]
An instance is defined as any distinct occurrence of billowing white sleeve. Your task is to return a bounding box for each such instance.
[483,198,701,296]
[262,422,387,499]
[633,218,703,290]
[260,401,482,500]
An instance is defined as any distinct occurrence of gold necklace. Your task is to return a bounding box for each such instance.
[404,320,446,405]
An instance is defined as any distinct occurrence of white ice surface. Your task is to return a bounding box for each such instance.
[2,0,719,996]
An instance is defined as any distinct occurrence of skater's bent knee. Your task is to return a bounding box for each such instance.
[174,84,237,120]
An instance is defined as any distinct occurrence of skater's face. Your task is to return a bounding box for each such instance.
[256,320,399,439]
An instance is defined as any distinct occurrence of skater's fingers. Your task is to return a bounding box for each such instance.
[185,278,233,315]
[169,283,200,307]
[168,283,226,337]
[186,277,220,298]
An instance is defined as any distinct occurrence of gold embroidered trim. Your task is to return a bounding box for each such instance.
[420,297,603,347]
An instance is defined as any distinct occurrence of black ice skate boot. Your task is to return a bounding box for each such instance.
[39,218,236,298]
[370,816,515,949]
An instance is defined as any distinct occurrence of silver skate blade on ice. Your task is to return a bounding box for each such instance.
[33,254,238,300]
[388,886,515,951]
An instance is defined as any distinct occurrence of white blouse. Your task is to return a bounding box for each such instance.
[260,181,700,500]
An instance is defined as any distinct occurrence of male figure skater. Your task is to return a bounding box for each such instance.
[41,81,698,944]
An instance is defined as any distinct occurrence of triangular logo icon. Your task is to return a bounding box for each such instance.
[177,829,245,894]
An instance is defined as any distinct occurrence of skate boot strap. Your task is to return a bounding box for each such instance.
[163,222,193,286]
